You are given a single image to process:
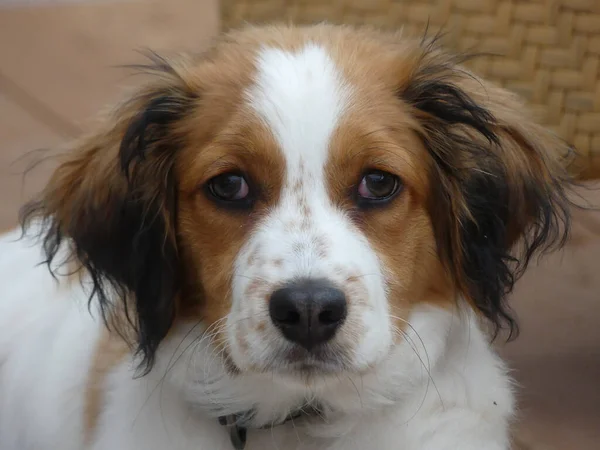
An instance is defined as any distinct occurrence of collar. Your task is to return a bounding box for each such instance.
[218,405,321,450]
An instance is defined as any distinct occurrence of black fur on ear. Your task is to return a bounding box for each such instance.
[20,52,198,373]
[399,36,573,339]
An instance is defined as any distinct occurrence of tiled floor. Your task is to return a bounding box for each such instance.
[0,2,598,449]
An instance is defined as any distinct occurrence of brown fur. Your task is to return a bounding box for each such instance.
[326,102,452,329]
[176,112,285,329]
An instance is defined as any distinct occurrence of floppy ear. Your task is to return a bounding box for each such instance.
[21,53,198,372]
[399,39,573,338]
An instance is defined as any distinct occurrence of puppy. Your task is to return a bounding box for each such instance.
[0,24,572,450]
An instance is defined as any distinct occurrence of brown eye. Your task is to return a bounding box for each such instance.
[207,173,250,202]
[357,170,400,203]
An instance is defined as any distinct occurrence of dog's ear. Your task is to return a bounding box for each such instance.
[399,38,573,338]
[21,53,198,373]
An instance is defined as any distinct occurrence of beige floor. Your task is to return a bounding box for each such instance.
[0,2,599,449]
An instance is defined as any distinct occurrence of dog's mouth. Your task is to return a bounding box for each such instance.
[268,342,350,377]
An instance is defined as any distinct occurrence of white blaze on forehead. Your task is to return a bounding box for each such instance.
[230,43,392,373]
[247,43,349,173]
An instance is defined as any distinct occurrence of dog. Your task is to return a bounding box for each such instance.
[0,24,573,450]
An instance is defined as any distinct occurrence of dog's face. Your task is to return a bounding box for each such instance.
[23,25,571,380]
[178,40,443,376]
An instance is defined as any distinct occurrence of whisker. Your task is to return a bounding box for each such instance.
[388,309,446,421]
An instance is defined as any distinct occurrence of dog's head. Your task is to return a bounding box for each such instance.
[23,25,572,380]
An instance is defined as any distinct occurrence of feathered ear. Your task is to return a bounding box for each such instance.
[399,38,574,338]
[21,52,198,373]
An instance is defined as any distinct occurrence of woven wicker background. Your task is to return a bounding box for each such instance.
[221,0,600,179]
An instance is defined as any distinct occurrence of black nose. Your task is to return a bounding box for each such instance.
[269,279,347,350]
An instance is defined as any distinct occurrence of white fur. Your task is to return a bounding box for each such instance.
[0,227,514,450]
[0,43,515,450]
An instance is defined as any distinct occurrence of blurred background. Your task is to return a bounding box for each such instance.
[0,0,598,448]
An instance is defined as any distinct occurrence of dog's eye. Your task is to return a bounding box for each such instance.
[357,170,400,202]
[208,173,249,202]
